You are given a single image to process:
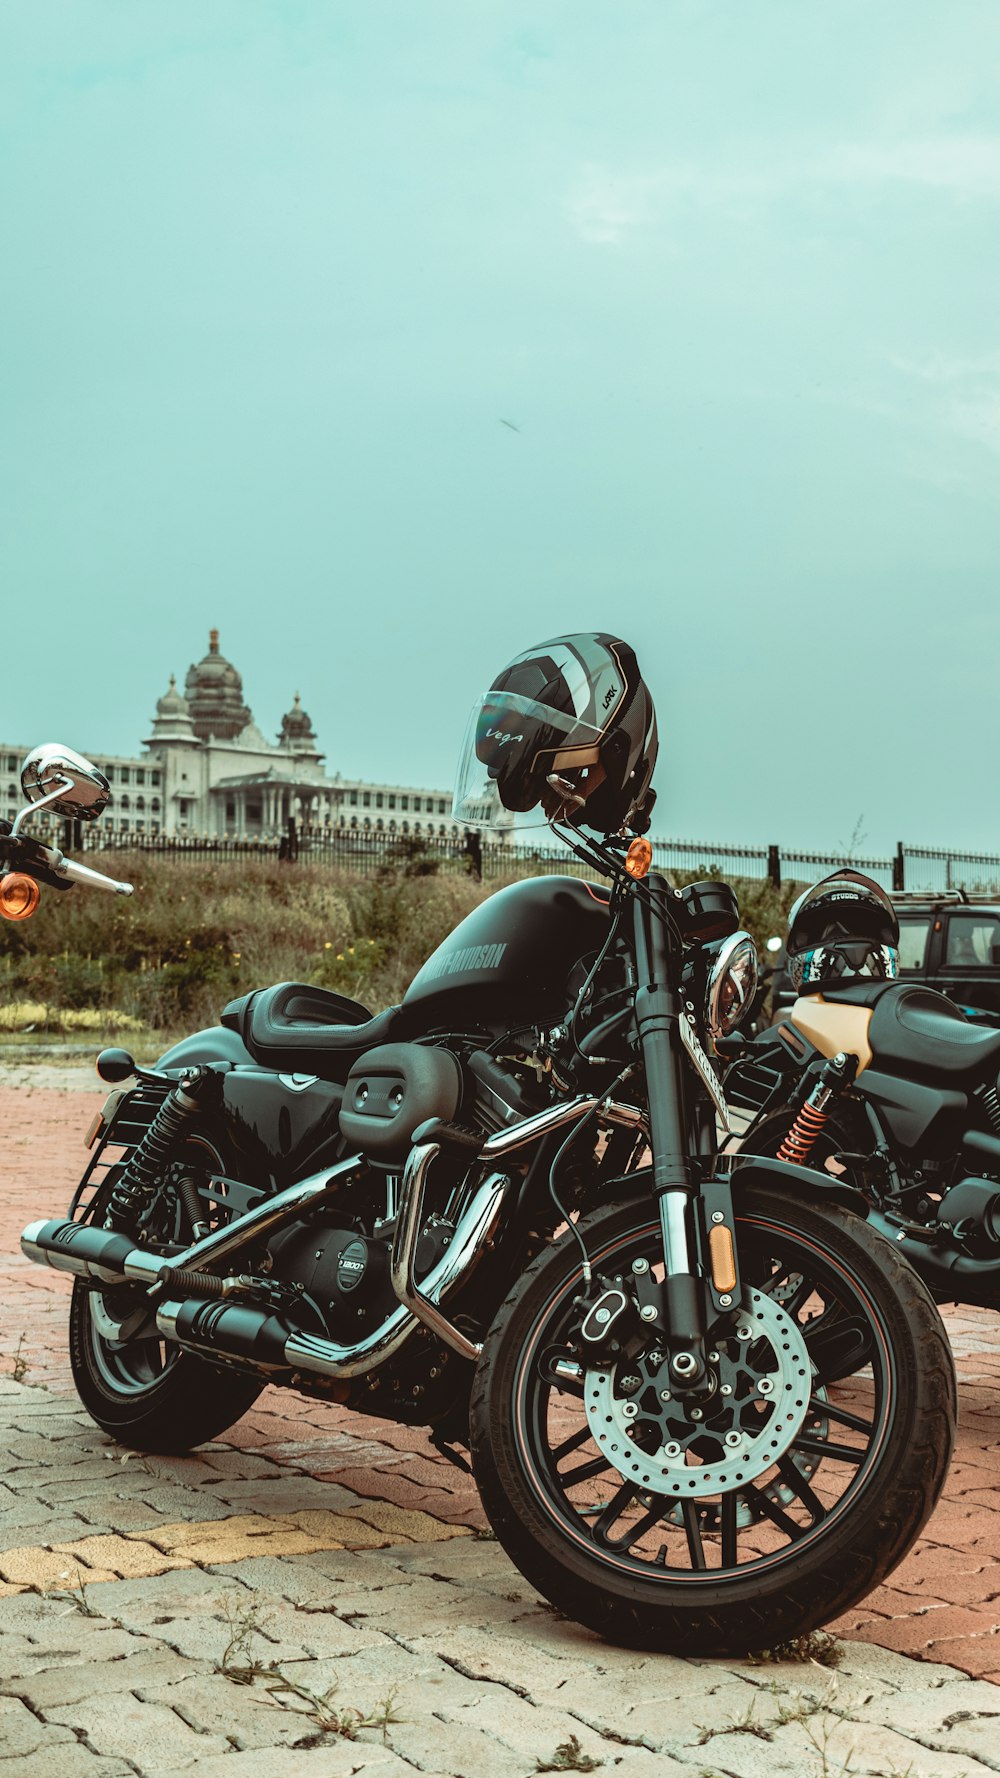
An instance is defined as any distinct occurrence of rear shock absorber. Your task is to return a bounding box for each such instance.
[103,1066,225,1234]
[776,1051,858,1168]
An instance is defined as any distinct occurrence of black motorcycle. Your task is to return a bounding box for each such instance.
[12,726,956,1655]
[726,870,1000,1313]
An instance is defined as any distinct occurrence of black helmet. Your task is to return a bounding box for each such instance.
[786,870,899,992]
[453,634,658,834]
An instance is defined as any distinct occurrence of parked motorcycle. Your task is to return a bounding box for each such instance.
[13,644,956,1655]
[726,868,1000,1311]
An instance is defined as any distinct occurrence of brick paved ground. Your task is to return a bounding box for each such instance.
[2,1063,1000,1772]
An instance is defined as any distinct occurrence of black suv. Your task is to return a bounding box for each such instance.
[769,891,1000,1027]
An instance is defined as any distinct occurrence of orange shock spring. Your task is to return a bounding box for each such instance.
[776,1097,830,1166]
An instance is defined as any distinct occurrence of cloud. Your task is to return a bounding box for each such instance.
[569,134,1000,245]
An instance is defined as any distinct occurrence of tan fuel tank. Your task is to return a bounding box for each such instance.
[789,996,873,1074]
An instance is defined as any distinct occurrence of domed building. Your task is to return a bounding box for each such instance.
[134,630,455,839]
[184,631,253,741]
[2,630,465,841]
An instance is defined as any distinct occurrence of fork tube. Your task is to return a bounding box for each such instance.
[632,876,708,1386]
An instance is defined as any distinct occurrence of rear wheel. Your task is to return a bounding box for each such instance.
[70,1285,262,1454]
[69,1140,263,1453]
[470,1186,955,1654]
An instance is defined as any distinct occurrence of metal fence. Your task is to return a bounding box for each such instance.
[55,818,1000,895]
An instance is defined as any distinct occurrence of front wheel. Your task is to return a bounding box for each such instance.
[470,1186,956,1654]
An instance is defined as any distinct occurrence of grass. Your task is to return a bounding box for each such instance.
[1,850,795,1047]
[217,1591,400,1743]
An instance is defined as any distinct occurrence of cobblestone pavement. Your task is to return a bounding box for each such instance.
[1,1065,1000,1776]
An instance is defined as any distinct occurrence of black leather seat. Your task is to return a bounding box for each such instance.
[868,985,1000,1081]
[221,982,403,1080]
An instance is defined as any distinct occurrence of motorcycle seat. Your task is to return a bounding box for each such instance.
[221,982,404,1080]
[868,985,1000,1081]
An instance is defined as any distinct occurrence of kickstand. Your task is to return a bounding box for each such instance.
[430,1435,474,1475]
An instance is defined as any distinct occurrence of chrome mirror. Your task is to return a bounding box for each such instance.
[18,744,111,825]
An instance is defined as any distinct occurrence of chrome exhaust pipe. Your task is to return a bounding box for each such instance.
[20,1221,139,1285]
[21,1156,364,1289]
[156,1168,509,1379]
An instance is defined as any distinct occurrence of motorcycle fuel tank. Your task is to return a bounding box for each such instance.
[402,875,611,1032]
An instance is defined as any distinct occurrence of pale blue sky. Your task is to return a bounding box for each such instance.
[3,3,1000,853]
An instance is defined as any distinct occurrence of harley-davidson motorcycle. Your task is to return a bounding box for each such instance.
[9,647,956,1655]
[726,868,1000,1312]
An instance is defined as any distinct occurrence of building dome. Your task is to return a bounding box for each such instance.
[156,674,190,719]
[148,672,196,744]
[184,630,253,741]
[279,692,317,748]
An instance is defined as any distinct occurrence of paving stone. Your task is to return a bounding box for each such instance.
[155,1745,434,1778]
[0,1693,77,1759]
[0,1544,117,1587]
[51,1531,193,1579]
[205,1475,361,1512]
[0,1749,135,1778]
[282,1508,392,1549]
[0,1622,150,1681]
[198,1448,286,1480]
[139,1669,330,1750]
[47,1690,233,1765]
[131,1483,234,1521]
[12,1651,210,1710]
[346,1500,472,1545]
[779,1711,998,1777]
[138,1512,336,1563]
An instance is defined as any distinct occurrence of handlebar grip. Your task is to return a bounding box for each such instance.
[57,855,134,896]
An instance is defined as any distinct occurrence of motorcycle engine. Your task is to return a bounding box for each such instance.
[265,1048,543,1341]
[267,1221,401,1336]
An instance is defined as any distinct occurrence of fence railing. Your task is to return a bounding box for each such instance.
[59,821,976,891]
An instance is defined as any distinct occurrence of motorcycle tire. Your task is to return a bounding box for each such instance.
[69,1280,263,1453]
[470,1185,955,1655]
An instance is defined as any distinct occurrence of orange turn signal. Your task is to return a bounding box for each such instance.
[0,873,41,921]
[625,837,653,880]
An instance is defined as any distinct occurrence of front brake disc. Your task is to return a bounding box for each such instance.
[583,1288,812,1499]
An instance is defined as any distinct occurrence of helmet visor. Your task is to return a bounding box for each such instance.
[453,691,606,831]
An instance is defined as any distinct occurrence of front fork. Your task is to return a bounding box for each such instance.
[630,878,733,1394]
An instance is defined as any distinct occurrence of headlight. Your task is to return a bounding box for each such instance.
[705,931,758,1038]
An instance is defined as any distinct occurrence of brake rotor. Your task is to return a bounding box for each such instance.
[583,1288,813,1500]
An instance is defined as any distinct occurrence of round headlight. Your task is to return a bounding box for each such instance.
[705,931,759,1038]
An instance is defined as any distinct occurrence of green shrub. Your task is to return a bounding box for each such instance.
[0,849,798,1040]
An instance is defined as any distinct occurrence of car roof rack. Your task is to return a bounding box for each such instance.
[891,889,1000,908]
[891,890,968,905]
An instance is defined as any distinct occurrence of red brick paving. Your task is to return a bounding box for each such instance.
[2,1076,999,1678]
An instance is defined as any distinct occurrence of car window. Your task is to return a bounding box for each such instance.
[897,918,931,971]
[945,916,1000,968]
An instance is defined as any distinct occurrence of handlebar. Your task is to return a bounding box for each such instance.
[54,851,134,896]
[0,835,133,897]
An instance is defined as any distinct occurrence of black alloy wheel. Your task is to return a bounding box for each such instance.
[470,1186,955,1655]
[69,1143,263,1453]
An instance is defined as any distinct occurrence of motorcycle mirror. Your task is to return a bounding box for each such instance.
[19,744,111,823]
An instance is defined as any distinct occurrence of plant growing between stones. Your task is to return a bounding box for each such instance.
[747,1629,842,1668]
[535,1734,602,1773]
[10,1333,28,1383]
[217,1590,401,1742]
[53,1566,101,1619]
[695,1696,775,1746]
